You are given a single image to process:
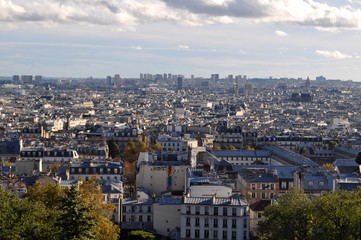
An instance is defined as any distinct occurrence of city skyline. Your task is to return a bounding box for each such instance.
[1,0,361,80]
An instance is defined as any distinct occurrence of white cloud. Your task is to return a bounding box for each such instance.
[178,45,189,49]
[1,0,361,31]
[315,50,353,59]
[131,46,142,50]
[275,30,287,36]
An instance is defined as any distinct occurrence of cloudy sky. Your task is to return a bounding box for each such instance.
[1,0,361,80]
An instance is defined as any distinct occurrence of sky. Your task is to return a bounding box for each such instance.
[1,0,361,80]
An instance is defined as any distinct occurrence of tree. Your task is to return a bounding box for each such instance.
[124,141,148,163]
[0,189,58,240]
[58,186,96,240]
[259,190,314,240]
[128,230,156,240]
[322,163,335,171]
[107,139,120,159]
[212,145,221,150]
[328,140,339,150]
[151,143,162,151]
[79,178,120,240]
[227,145,237,150]
[243,145,255,150]
[259,190,361,240]
[312,190,361,240]
[26,182,65,210]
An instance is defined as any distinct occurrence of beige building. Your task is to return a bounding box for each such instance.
[153,197,182,238]
[136,163,188,195]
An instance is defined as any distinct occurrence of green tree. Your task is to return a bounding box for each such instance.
[124,141,148,162]
[212,145,221,150]
[128,230,156,240]
[58,186,96,240]
[107,139,120,159]
[259,190,361,240]
[328,140,339,150]
[243,145,255,150]
[312,190,361,240]
[151,143,162,151]
[26,182,65,210]
[259,190,314,240]
[321,163,335,171]
[0,189,58,240]
[227,145,237,150]
[80,178,120,240]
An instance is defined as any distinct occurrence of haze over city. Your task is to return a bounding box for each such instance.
[1,0,361,80]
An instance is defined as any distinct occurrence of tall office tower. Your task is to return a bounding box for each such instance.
[177,76,183,90]
[140,73,144,79]
[228,74,233,81]
[234,83,239,98]
[106,76,112,88]
[21,75,33,84]
[163,73,167,80]
[245,83,252,98]
[114,74,121,88]
[34,75,42,84]
[168,73,172,80]
[12,75,20,84]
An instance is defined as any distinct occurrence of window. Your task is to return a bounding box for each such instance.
[148,206,151,213]
[244,219,247,228]
[232,231,237,240]
[270,184,274,190]
[270,193,274,199]
[122,215,126,222]
[319,181,324,187]
[213,230,218,239]
[223,207,228,216]
[147,215,151,222]
[139,215,143,222]
[196,206,200,214]
[195,229,200,238]
[232,219,237,228]
[251,192,256,199]
[186,206,191,214]
[223,219,228,228]
[204,230,209,238]
[223,231,227,239]
[232,208,237,216]
[258,212,262,218]
[205,218,209,227]
[186,218,190,226]
[261,192,266,199]
[307,181,314,187]
[281,182,287,190]
[214,207,218,216]
[214,219,218,227]
[205,206,209,215]
[186,229,191,238]
[195,218,200,226]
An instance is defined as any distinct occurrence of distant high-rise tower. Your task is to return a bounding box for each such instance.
[245,83,252,98]
[12,75,20,84]
[114,74,121,88]
[34,75,42,84]
[106,76,112,88]
[21,75,33,84]
[234,83,239,98]
[177,76,183,90]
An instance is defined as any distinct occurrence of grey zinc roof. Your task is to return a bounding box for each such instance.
[212,150,272,157]
[184,195,247,206]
